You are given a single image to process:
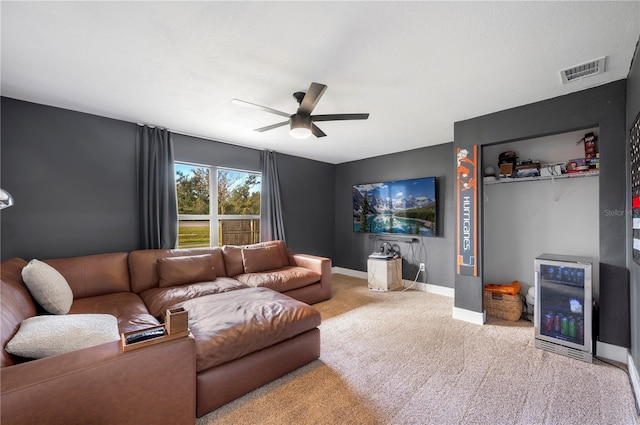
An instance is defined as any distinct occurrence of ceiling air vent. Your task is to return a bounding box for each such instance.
[560,56,606,84]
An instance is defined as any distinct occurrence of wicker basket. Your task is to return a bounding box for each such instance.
[484,291,524,321]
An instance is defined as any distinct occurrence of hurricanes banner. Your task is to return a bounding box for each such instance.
[456,145,477,276]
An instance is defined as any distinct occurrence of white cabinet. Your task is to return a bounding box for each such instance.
[367,257,402,291]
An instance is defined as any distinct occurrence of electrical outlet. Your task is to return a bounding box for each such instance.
[419,263,425,271]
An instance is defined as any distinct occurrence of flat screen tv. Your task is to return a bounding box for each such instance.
[353,176,436,236]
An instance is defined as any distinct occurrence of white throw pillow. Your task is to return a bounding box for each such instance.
[5,314,120,359]
[21,259,73,314]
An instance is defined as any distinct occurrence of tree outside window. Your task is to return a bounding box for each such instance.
[175,163,260,248]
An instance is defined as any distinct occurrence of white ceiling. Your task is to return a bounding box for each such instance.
[2,2,639,164]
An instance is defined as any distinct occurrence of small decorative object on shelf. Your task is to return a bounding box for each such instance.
[498,151,517,178]
[483,165,496,177]
[588,153,599,170]
[540,163,565,177]
[515,160,541,178]
[566,158,589,173]
[499,163,513,178]
[579,132,598,160]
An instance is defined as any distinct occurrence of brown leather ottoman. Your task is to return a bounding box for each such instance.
[173,287,321,416]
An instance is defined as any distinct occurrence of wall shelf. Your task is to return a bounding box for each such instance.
[484,170,599,185]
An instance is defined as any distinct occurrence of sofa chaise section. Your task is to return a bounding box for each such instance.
[174,288,321,416]
[127,245,325,417]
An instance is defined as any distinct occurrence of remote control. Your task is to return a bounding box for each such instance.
[125,327,165,345]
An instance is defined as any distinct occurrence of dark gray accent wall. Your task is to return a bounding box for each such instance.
[0,98,335,262]
[626,38,640,383]
[454,80,629,347]
[173,133,261,172]
[276,153,335,258]
[1,97,139,260]
[334,143,455,287]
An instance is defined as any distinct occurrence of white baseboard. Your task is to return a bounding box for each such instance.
[596,341,629,364]
[452,307,485,325]
[331,266,454,297]
[629,352,640,412]
[331,267,367,279]
[403,280,455,298]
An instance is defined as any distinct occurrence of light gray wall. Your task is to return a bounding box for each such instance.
[482,129,600,298]
[334,143,455,287]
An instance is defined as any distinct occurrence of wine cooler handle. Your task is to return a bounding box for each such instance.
[534,271,540,315]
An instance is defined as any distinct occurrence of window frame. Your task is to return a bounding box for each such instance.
[175,161,261,248]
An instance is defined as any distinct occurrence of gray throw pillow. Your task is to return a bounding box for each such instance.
[5,314,120,359]
[21,259,73,314]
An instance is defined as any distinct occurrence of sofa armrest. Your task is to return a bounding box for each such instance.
[1,337,196,425]
[291,253,332,300]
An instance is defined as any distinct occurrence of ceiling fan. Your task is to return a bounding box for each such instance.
[232,82,369,139]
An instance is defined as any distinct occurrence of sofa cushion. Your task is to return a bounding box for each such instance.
[5,314,119,359]
[21,259,73,315]
[235,266,321,292]
[222,241,289,277]
[1,258,36,367]
[221,245,244,277]
[157,254,216,288]
[129,248,228,294]
[174,287,321,372]
[241,245,284,273]
[44,252,131,299]
[69,292,160,334]
[260,240,290,267]
[140,277,249,319]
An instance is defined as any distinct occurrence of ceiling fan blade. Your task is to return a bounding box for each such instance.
[311,124,327,138]
[231,99,291,118]
[253,121,289,132]
[311,113,369,122]
[298,82,327,115]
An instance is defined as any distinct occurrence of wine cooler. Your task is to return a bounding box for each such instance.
[534,254,593,363]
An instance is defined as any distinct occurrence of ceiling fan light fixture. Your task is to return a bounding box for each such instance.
[290,127,312,138]
[290,114,312,139]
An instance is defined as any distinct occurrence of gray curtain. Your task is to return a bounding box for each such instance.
[260,150,287,243]
[136,125,178,249]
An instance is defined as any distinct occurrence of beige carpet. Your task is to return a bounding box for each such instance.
[197,274,639,425]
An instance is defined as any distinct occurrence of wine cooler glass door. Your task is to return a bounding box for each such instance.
[535,260,592,352]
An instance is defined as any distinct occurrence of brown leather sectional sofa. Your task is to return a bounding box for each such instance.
[1,240,331,424]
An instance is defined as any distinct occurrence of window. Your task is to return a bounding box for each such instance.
[175,163,261,248]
